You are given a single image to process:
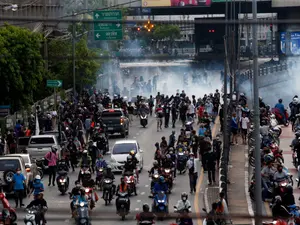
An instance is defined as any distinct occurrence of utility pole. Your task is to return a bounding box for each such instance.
[72,12,76,99]
[252,0,263,224]
[43,0,48,71]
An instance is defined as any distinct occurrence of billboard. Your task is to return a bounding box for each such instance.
[142,0,211,7]
[272,0,300,7]
[280,32,300,55]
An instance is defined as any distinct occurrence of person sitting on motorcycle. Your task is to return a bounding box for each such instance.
[176,142,187,153]
[271,195,291,220]
[123,155,137,176]
[273,164,289,195]
[175,192,192,213]
[275,99,286,124]
[78,150,92,182]
[115,177,130,213]
[136,203,156,224]
[30,175,44,199]
[163,154,174,169]
[95,154,107,179]
[73,137,82,151]
[149,161,162,176]
[129,150,139,182]
[261,161,276,201]
[177,129,187,145]
[70,181,82,211]
[102,165,116,199]
[26,192,47,225]
[160,137,168,154]
[152,176,168,195]
[282,185,296,208]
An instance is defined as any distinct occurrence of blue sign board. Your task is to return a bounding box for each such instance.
[0,105,10,117]
[280,31,300,55]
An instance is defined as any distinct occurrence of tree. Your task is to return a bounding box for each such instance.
[0,25,45,112]
[153,24,181,43]
[48,36,100,92]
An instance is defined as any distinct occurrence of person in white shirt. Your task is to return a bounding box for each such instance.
[187,101,195,119]
[240,113,250,144]
[186,152,200,193]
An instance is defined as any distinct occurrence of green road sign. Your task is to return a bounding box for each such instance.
[47,80,62,88]
[93,10,123,41]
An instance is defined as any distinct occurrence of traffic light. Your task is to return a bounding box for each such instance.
[144,20,154,32]
[270,24,273,32]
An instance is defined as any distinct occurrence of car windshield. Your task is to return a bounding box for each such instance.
[41,132,66,142]
[102,111,122,117]
[30,137,55,144]
[112,143,137,154]
[0,159,20,171]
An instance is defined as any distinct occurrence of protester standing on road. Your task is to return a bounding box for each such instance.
[206,148,216,185]
[171,104,178,128]
[240,113,250,145]
[45,146,58,186]
[13,168,26,208]
[213,135,222,167]
[198,136,210,172]
[187,153,199,193]
[84,115,92,141]
[219,104,224,132]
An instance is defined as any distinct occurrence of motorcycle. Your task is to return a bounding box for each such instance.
[0,192,17,223]
[35,158,49,173]
[103,178,114,205]
[292,148,298,169]
[80,167,92,187]
[75,202,90,225]
[174,205,192,223]
[117,192,130,220]
[162,168,173,193]
[152,191,168,220]
[24,206,47,225]
[149,173,160,190]
[177,152,188,174]
[84,187,97,210]
[96,167,105,190]
[140,113,148,128]
[124,171,137,196]
[56,170,69,195]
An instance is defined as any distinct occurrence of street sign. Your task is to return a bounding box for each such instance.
[93,10,123,41]
[0,105,10,117]
[47,80,62,88]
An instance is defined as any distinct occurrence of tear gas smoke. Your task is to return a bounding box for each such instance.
[239,57,300,108]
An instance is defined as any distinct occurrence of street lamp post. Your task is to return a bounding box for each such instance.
[72,12,76,99]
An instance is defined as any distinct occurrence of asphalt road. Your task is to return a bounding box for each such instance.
[13,116,197,225]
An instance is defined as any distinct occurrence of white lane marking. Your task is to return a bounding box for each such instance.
[244,148,255,225]
[133,137,137,139]
[145,185,149,187]
[204,187,209,211]
[64,219,69,223]
[135,208,140,211]
[141,192,145,195]
[137,199,141,202]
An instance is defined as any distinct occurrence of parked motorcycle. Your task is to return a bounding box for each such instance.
[140,113,148,128]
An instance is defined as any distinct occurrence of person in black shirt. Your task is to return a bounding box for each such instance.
[26,193,47,224]
[164,104,171,128]
[171,104,177,128]
[136,203,155,223]
[179,103,188,127]
[127,102,134,124]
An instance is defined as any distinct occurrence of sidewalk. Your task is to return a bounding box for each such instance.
[227,144,252,225]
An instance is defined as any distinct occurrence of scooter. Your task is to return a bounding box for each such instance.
[152,191,168,220]
[0,192,17,223]
[103,178,114,206]
[96,167,105,190]
[177,152,188,174]
[56,171,69,195]
[124,171,137,196]
[162,168,173,193]
[75,202,90,225]
[140,113,148,128]
[84,187,98,210]
[24,206,47,225]
[117,192,130,220]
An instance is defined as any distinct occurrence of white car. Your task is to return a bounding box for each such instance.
[110,140,144,173]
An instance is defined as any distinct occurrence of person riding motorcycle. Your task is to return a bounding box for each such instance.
[261,161,276,201]
[123,155,137,177]
[162,154,174,169]
[178,208,193,225]
[87,140,100,174]
[115,177,130,213]
[152,176,168,195]
[102,165,116,199]
[282,185,296,207]
[70,181,82,211]
[136,203,156,224]
[175,192,192,213]
[78,150,92,183]
[273,164,289,196]
[26,192,47,225]
[149,161,162,176]
[129,150,139,182]
[30,175,44,199]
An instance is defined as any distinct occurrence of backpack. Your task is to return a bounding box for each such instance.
[215,200,224,214]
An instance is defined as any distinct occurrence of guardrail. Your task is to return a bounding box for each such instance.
[1,88,73,131]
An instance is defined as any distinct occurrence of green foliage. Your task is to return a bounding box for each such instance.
[48,36,100,91]
[0,25,45,112]
[153,24,181,41]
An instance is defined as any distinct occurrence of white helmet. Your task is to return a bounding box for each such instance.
[83,150,88,154]
[35,175,41,180]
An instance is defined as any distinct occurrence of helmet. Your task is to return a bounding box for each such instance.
[166,154,171,159]
[264,154,274,164]
[35,175,41,180]
[143,203,150,212]
[159,176,165,182]
[181,192,188,201]
[130,150,135,156]
[83,150,88,154]
[127,155,132,161]
[274,195,282,203]
[153,161,158,166]
[51,145,58,152]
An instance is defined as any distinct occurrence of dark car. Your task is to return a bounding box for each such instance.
[101,109,129,138]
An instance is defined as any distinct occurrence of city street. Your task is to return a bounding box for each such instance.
[13,116,201,224]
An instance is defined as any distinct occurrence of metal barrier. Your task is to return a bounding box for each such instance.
[3,88,73,130]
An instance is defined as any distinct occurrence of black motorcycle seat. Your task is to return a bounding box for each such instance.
[58,171,68,176]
